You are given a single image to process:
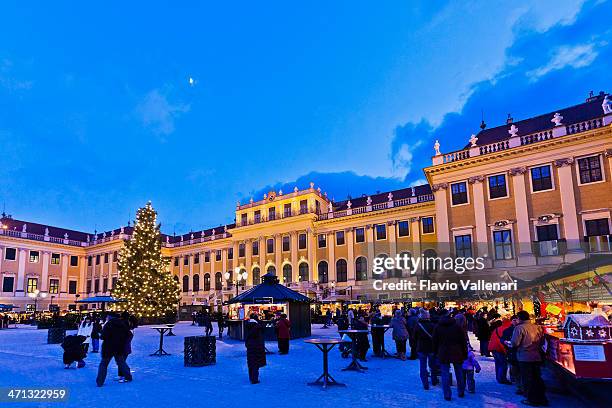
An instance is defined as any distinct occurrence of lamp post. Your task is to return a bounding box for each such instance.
[28,289,47,321]
[50,295,55,311]
[225,267,248,296]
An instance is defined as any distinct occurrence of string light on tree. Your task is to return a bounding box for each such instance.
[112,202,179,318]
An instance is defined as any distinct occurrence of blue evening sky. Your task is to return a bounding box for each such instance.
[0,1,610,234]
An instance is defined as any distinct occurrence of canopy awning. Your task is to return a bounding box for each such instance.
[226,273,313,305]
[75,296,126,304]
[0,304,19,311]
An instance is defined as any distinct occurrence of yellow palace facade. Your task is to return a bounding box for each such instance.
[1,92,611,310]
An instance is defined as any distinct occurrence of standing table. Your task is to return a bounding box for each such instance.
[304,338,346,389]
[165,324,176,336]
[339,330,369,372]
[371,325,392,358]
[150,326,172,356]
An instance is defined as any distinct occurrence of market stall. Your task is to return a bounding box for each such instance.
[545,313,612,380]
[225,273,312,340]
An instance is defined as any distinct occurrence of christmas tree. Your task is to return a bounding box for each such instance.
[112,202,180,318]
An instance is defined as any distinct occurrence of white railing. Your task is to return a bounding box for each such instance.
[163,233,230,248]
[433,115,607,165]
[566,118,604,135]
[318,193,435,221]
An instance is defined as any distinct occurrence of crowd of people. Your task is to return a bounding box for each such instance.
[323,305,549,406]
[52,304,549,405]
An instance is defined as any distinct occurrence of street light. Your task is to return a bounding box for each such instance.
[28,289,47,320]
[225,267,248,296]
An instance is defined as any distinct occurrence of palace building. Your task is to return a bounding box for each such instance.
[1,92,611,311]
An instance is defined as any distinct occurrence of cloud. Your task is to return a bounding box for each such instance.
[136,89,190,136]
[527,43,599,80]
[389,0,610,173]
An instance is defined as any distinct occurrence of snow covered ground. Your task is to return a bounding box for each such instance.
[0,322,585,408]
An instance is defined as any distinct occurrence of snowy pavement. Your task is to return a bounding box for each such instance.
[0,322,585,408]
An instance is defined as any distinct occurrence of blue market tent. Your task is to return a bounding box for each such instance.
[226,273,312,339]
[76,296,126,311]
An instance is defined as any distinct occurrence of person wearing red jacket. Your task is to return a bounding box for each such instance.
[276,314,291,354]
[489,318,512,384]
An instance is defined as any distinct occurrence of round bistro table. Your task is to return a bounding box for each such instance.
[304,338,346,389]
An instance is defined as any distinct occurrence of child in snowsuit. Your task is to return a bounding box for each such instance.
[462,345,481,393]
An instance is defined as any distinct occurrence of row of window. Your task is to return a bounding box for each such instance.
[87,252,118,266]
[452,218,610,260]
[85,277,118,294]
[1,276,78,294]
[450,155,605,206]
[171,218,436,266]
[316,219,434,248]
[240,200,313,226]
[2,249,81,266]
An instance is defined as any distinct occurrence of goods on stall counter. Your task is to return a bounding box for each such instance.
[563,314,611,341]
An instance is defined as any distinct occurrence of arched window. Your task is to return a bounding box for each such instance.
[193,274,200,292]
[298,262,309,282]
[318,261,328,284]
[355,257,367,281]
[182,275,189,292]
[173,275,179,283]
[214,272,223,290]
[203,273,211,291]
[400,251,412,277]
[283,264,292,284]
[336,259,347,282]
[267,265,276,275]
[252,267,261,285]
[423,249,438,277]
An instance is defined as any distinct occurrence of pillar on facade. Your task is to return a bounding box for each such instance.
[328,231,336,282]
[468,175,490,259]
[410,217,421,276]
[245,240,253,285]
[388,221,397,261]
[290,233,298,282]
[16,248,26,295]
[509,167,536,265]
[431,183,450,244]
[60,254,69,295]
[79,256,87,294]
[346,228,355,281]
[366,225,374,278]
[307,229,316,281]
[41,252,50,292]
[553,158,583,260]
[274,234,282,274]
[188,254,194,293]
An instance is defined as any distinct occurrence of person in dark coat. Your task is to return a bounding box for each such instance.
[119,312,135,381]
[432,312,467,401]
[406,308,419,360]
[475,312,492,357]
[352,316,370,361]
[202,311,213,336]
[275,313,291,354]
[96,313,133,386]
[414,309,438,389]
[61,334,87,369]
[502,315,521,393]
[218,313,226,339]
[90,317,102,353]
[370,310,384,357]
[245,314,266,384]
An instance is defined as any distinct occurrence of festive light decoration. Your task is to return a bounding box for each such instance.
[112,202,180,318]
